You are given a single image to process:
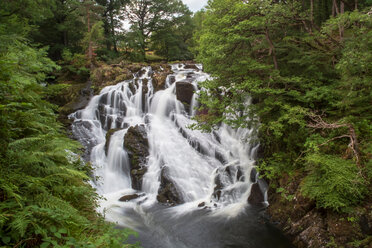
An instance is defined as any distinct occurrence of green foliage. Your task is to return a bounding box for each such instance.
[126,0,193,60]
[59,49,90,80]
[301,153,366,212]
[193,0,372,213]
[0,5,140,248]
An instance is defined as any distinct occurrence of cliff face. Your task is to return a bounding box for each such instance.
[267,173,372,248]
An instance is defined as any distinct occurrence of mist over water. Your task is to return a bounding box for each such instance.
[70,64,292,248]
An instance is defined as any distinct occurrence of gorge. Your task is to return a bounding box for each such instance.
[69,64,293,248]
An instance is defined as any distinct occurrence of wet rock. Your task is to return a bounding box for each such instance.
[128,81,136,95]
[212,174,223,200]
[105,128,122,156]
[157,166,184,206]
[236,166,244,181]
[250,167,257,182]
[127,63,144,73]
[212,131,221,144]
[119,194,142,202]
[248,182,265,205]
[198,202,206,208]
[176,81,194,106]
[184,64,199,70]
[215,150,227,164]
[135,68,147,78]
[152,70,172,91]
[186,72,195,79]
[141,82,149,112]
[123,125,149,190]
[115,116,125,128]
[169,75,176,85]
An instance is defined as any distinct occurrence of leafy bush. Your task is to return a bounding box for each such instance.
[0,16,140,248]
[301,153,367,212]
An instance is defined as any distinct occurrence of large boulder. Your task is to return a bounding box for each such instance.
[123,125,149,190]
[176,80,194,106]
[152,72,169,91]
[157,166,184,206]
[248,182,265,205]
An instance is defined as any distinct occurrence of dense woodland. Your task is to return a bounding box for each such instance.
[193,0,372,246]
[0,0,371,247]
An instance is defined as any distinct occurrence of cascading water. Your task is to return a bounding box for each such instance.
[70,64,292,248]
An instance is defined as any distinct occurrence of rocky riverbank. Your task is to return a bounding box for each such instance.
[266,173,372,248]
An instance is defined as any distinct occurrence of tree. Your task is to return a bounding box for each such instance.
[193,0,372,214]
[81,0,104,65]
[124,0,191,58]
[30,0,86,60]
[0,1,139,247]
[96,0,129,53]
[150,9,194,60]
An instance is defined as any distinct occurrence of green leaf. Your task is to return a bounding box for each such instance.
[50,226,57,233]
[58,228,67,234]
[54,232,62,239]
[40,242,50,248]
[2,236,11,244]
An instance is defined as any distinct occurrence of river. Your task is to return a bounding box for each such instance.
[70,64,293,248]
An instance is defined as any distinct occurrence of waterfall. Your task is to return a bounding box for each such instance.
[69,64,289,248]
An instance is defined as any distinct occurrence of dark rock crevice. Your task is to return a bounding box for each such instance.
[157,166,184,206]
[123,124,149,190]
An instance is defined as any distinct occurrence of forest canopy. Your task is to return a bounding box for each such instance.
[193,0,372,213]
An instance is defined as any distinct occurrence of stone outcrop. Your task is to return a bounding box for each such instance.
[248,182,265,205]
[123,125,149,190]
[176,80,194,106]
[157,166,184,206]
[267,173,372,248]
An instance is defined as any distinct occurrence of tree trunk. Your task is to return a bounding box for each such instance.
[109,2,117,53]
[339,0,344,40]
[333,0,339,16]
[310,0,314,25]
[86,4,93,68]
[265,28,278,70]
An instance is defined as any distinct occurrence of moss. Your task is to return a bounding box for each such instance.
[105,128,123,155]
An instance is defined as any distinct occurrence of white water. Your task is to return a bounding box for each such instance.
[70,64,272,247]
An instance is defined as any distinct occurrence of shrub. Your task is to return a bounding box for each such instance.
[301,153,367,212]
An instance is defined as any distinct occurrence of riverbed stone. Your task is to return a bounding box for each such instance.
[157,166,184,206]
[123,125,149,190]
[119,194,143,202]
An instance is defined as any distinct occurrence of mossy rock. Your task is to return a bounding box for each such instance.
[157,166,184,206]
[123,125,149,190]
[114,70,133,83]
[105,128,123,156]
[127,63,145,73]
